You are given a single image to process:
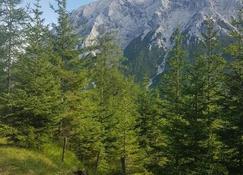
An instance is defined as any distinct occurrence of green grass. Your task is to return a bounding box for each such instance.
[0,143,81,175]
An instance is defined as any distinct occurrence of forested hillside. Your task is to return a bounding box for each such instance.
[0,0,242,175]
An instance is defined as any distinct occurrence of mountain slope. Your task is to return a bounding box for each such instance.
[0,138,81,175]
[71,0,241,81]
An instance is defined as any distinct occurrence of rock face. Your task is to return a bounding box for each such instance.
[71,0,241,80]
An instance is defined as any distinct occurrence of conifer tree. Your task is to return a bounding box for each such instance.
[0,0,27,141]
[54,0,71,161]
[136,78,168,174]
[87,36,148,174]
[89,37,124,174]
[0,0,62,148]
[201,17,227,174]
[0,0,27,93]
[109,77,147,175]
[221,7,243,174]
[0,0,7,92]
[160,28,187,105]
[159,29,191,174]
[184,18,226,174]
[53,0,89,163]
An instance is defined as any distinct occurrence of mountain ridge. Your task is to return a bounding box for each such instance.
[71,0,241,80]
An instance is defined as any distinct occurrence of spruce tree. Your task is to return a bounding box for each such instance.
[53,0,89,163]
[184,18,226,174]
[201,17,227,174]
[0,0,27,142]
[136,77,168,174]
[0,0,27,93]
[160,28,187,106]
[0,0,62,148]
[86,36,148,174]
[221,7,243,174]
[89,37,124,174]
[109,77,147,175]
[0,0,7,92]
[159,29,191,175]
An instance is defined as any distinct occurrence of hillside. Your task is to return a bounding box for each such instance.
[0,139,81,175]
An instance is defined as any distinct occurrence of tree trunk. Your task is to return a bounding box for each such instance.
[61,137,67,162]
[94,152,100,175]
[121,156,126,175]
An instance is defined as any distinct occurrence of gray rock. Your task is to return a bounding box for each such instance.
[71,0,240,49]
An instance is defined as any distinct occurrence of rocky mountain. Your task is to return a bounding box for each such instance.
[70,0,241,81]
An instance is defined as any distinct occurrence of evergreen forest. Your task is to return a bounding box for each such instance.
[0,0,242,174]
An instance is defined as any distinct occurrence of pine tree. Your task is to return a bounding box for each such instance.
[220,7,243,174]
[201,17,227,174]
[158,29,192,175]
[0,0,27,93]
[86,36,148,174]
[88,37,124,174]
[183,18,226,174]
[0,0,62,148]
[53,0,89,163]
[0,1,7,92]
[54,0,79,66]
[160,28,187,105]
[109,77,147,175]
[136,78,168,174]
[0,0,27,143]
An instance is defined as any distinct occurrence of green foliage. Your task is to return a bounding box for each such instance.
[0,0,27,93]
[158,29,194,174]
[0,0,61,149]
[136,86,168,174]
[0,1,242,174]
[180,18,227,174]
[219,7,243,175]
